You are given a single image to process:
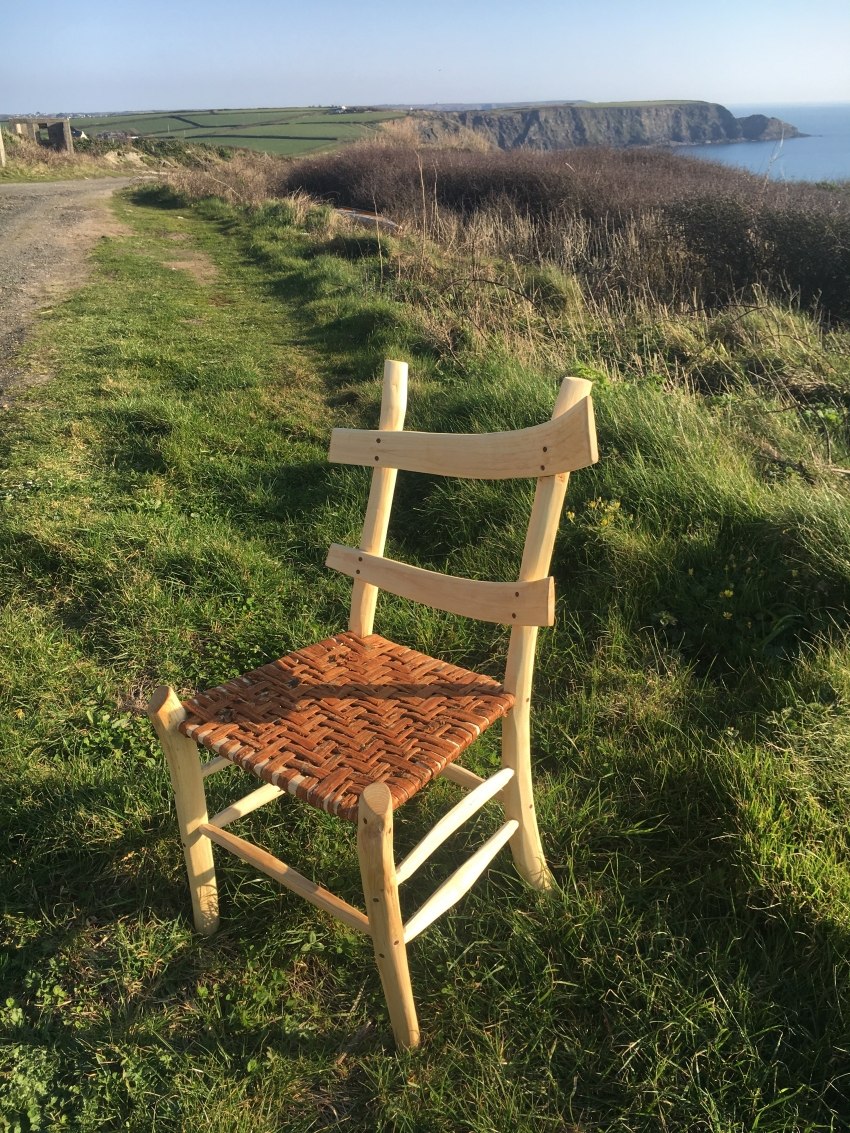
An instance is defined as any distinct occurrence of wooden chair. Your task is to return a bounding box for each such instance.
[148,359,598,1049]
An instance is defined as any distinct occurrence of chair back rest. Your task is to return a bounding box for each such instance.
[325,360,597,652]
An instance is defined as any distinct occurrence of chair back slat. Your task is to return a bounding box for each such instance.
[328,544,554,626]
[329,394,597,480]
[340,366,598,641]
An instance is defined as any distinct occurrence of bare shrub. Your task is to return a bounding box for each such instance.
[2,132,104,175]
[378,116,494,152]
[274,144,850,321]
[167,149,281,207]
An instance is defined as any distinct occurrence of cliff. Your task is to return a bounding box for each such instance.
[410,101,802,151]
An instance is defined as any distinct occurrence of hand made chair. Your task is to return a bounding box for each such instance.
[147,359,598,1048]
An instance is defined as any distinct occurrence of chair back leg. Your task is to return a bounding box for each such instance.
[502,625,554,891]
[148,686,220,935]
[357,783,420,1048]
[501,697,553,890]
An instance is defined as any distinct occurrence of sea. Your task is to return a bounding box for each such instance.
[677,103,850,183]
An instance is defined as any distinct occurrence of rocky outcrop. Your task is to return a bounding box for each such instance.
[736,113,797,141]
[412,102,802,151]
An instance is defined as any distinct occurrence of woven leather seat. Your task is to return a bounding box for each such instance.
[180,632,514,821]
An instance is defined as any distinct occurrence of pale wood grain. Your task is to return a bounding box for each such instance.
[148,685,220,935]
[357,782,420,1048]
[200,754,233,778]
[395,767,515,884]
[207,782,285,828]
[349,360,408,636]
[329,392,596,480]
[440,763,486,790]
[501,377,594,889]
[402,820,519,943]
[328,544,554,626]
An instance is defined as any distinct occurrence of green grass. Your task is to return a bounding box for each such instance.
[0,162,130,183]
[1,184,850,1131]
[63,106,405,157]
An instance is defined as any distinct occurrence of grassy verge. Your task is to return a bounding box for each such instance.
[0,130,157,183]
[0,133,248,184]
[1,182,850,1131]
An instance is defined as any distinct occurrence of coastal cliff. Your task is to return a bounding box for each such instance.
[411,101,802,150]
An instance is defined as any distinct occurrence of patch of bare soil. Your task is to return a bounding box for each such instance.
[161,251,218,285]
[0,177,140,408]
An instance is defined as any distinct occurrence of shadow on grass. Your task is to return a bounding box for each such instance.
[542,751,850,1123]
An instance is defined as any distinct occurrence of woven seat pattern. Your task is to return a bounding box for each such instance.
[180,632,515,822]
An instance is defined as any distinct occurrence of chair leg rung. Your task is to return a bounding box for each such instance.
[403,819,519,944]
[201,755,232,778]
[396,767,514,884]
[208,782,285,828]
[440,762,486,790]
[200,823,370,934]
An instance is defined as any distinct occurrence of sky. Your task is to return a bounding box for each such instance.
[2,0,849,114]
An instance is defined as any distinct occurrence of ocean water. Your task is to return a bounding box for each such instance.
[677,103,850,182]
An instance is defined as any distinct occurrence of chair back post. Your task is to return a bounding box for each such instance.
[349,360,408,636]
[501,376,594,888]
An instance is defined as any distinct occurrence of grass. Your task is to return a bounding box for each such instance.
[2,163,850,1131]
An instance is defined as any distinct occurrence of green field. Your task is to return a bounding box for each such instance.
[70,106,404,156]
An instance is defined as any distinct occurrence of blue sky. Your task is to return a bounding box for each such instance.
[3,0,848,113]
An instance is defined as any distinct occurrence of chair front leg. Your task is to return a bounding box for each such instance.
[357,783,420,1049]
[148,685,220,935]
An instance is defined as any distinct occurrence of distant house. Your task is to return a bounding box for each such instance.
[330,105,348,114]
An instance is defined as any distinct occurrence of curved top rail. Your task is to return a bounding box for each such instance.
[329,393,597,480]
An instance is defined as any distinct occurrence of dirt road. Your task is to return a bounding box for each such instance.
[0,177,138,406]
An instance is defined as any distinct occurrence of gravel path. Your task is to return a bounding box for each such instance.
[0,177,138,406]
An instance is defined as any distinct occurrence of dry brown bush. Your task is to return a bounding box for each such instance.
[2,132,107,175]
[167,148,283,207]
[378,116,494,152]
[273,144,850,320]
